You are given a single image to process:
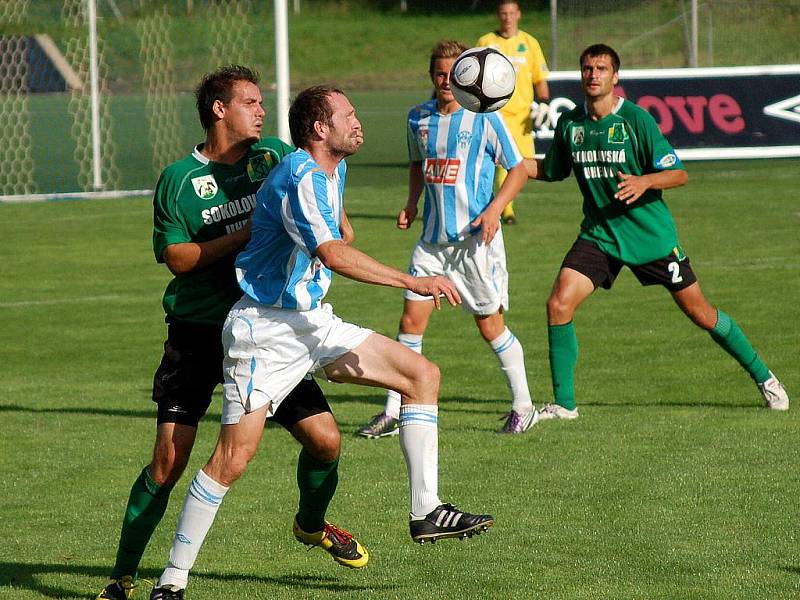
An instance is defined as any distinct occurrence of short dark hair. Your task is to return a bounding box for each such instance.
[195,65,259,130]
[580,44,621,72]
[429,40,468,78]
[496,0,520,8]
[289,85,345,148]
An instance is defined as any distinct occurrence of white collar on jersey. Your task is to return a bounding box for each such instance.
[192,144,210,165]
[582,95,625,118]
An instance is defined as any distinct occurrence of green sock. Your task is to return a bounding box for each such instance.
[709,309,770,384]
[111,467,173,579]
[548,322,578,411]
[295,449,339,533]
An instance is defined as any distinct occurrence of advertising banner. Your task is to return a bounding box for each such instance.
[534,65,800,160]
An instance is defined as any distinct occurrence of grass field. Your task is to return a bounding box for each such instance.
[1,147,798,599]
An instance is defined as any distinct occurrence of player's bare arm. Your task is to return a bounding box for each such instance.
[471,161,527,243]
[163,223,251,275]
[523,157,544,180]
[315,239,461,309]
[398,161,424,230]
[614,168,688,205]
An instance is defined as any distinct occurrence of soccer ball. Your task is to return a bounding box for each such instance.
[450,47,516,113]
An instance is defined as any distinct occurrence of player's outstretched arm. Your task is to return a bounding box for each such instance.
[398,162,424,230]
[316,240,460,309]
[614,169,688,205]
[471,161,528,243]
[163,223,251,275]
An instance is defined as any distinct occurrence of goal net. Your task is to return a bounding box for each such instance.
[0,0,269,201]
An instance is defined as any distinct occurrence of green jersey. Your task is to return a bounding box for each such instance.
[152,138,294,325]
[542,98,684,265]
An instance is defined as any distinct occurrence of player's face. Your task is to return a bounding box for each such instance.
[497,2,521,34]
[581,54,619,99]
[431,58,457,106]
[325,92,363,157]
[222,80,265,143]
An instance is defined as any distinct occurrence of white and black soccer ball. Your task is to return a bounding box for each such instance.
[450,47,516,113]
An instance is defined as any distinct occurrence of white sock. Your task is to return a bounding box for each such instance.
[157,469,229,590]
[385,333,423,419]
[490,327,534,414]
[399,404,441,518]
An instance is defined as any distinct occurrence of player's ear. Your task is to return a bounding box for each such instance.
[313,119,328,139]
[212,98,226,120]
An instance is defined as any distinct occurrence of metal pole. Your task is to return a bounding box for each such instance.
[87,0,103,190]
[690,0,698,67]
[293,0,300,14]
[707,1,713,67]
[274,0,291,144]
[550,0,557,70]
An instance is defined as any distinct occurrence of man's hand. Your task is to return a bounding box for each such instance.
[397,203,418,230]
[407,275,461,310]
[470,205,502,244]
[614,171,650,205]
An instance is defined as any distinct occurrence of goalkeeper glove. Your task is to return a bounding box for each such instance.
[531,101,550,128]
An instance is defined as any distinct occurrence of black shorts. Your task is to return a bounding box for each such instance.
[153,320,224,427]
[561,238,697,292]
[153,320,332,429]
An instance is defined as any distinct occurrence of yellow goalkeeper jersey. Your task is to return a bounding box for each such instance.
[476,30,549,117]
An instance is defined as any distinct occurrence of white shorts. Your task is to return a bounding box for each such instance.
[404,230,509,315]
[221,296,373,424]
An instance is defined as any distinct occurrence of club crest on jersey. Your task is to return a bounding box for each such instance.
[608,123,629,143]
[517,43,526,52]
[457,130,472,149]
[191,174,218,199]
[247,152,276,182]
[571,126,585,146]
[417,127,429,146]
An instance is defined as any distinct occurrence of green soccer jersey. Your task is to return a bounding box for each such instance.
[152,137,294,325]
[542,98,685,265]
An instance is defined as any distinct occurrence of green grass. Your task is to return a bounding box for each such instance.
[0,154,798,598]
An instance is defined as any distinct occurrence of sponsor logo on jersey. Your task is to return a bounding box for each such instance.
[571,126,585,146]
[457,130,472,150]
[247,151,277,182]
[423,158,461,184]
[657,152,679,169]
[608,123,629,143]
[201,193,257,225]
[192,175,219,200]
[191,174,218,199]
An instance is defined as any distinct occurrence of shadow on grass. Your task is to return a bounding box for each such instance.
[0,404,156,419]
[343,211,398,221]
[0,561,393,599]
[0,394,759,421]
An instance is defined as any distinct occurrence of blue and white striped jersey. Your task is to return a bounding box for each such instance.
[235,149,344,311]
[407,99,522,244]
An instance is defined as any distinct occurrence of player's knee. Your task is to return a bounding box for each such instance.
[399,312,425,334]
[685,305,717,330]
[305,427,341,462]
[413,357,440,391]
[209,444,257,486]
[547,293,572,323]
[150,446,191,486]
